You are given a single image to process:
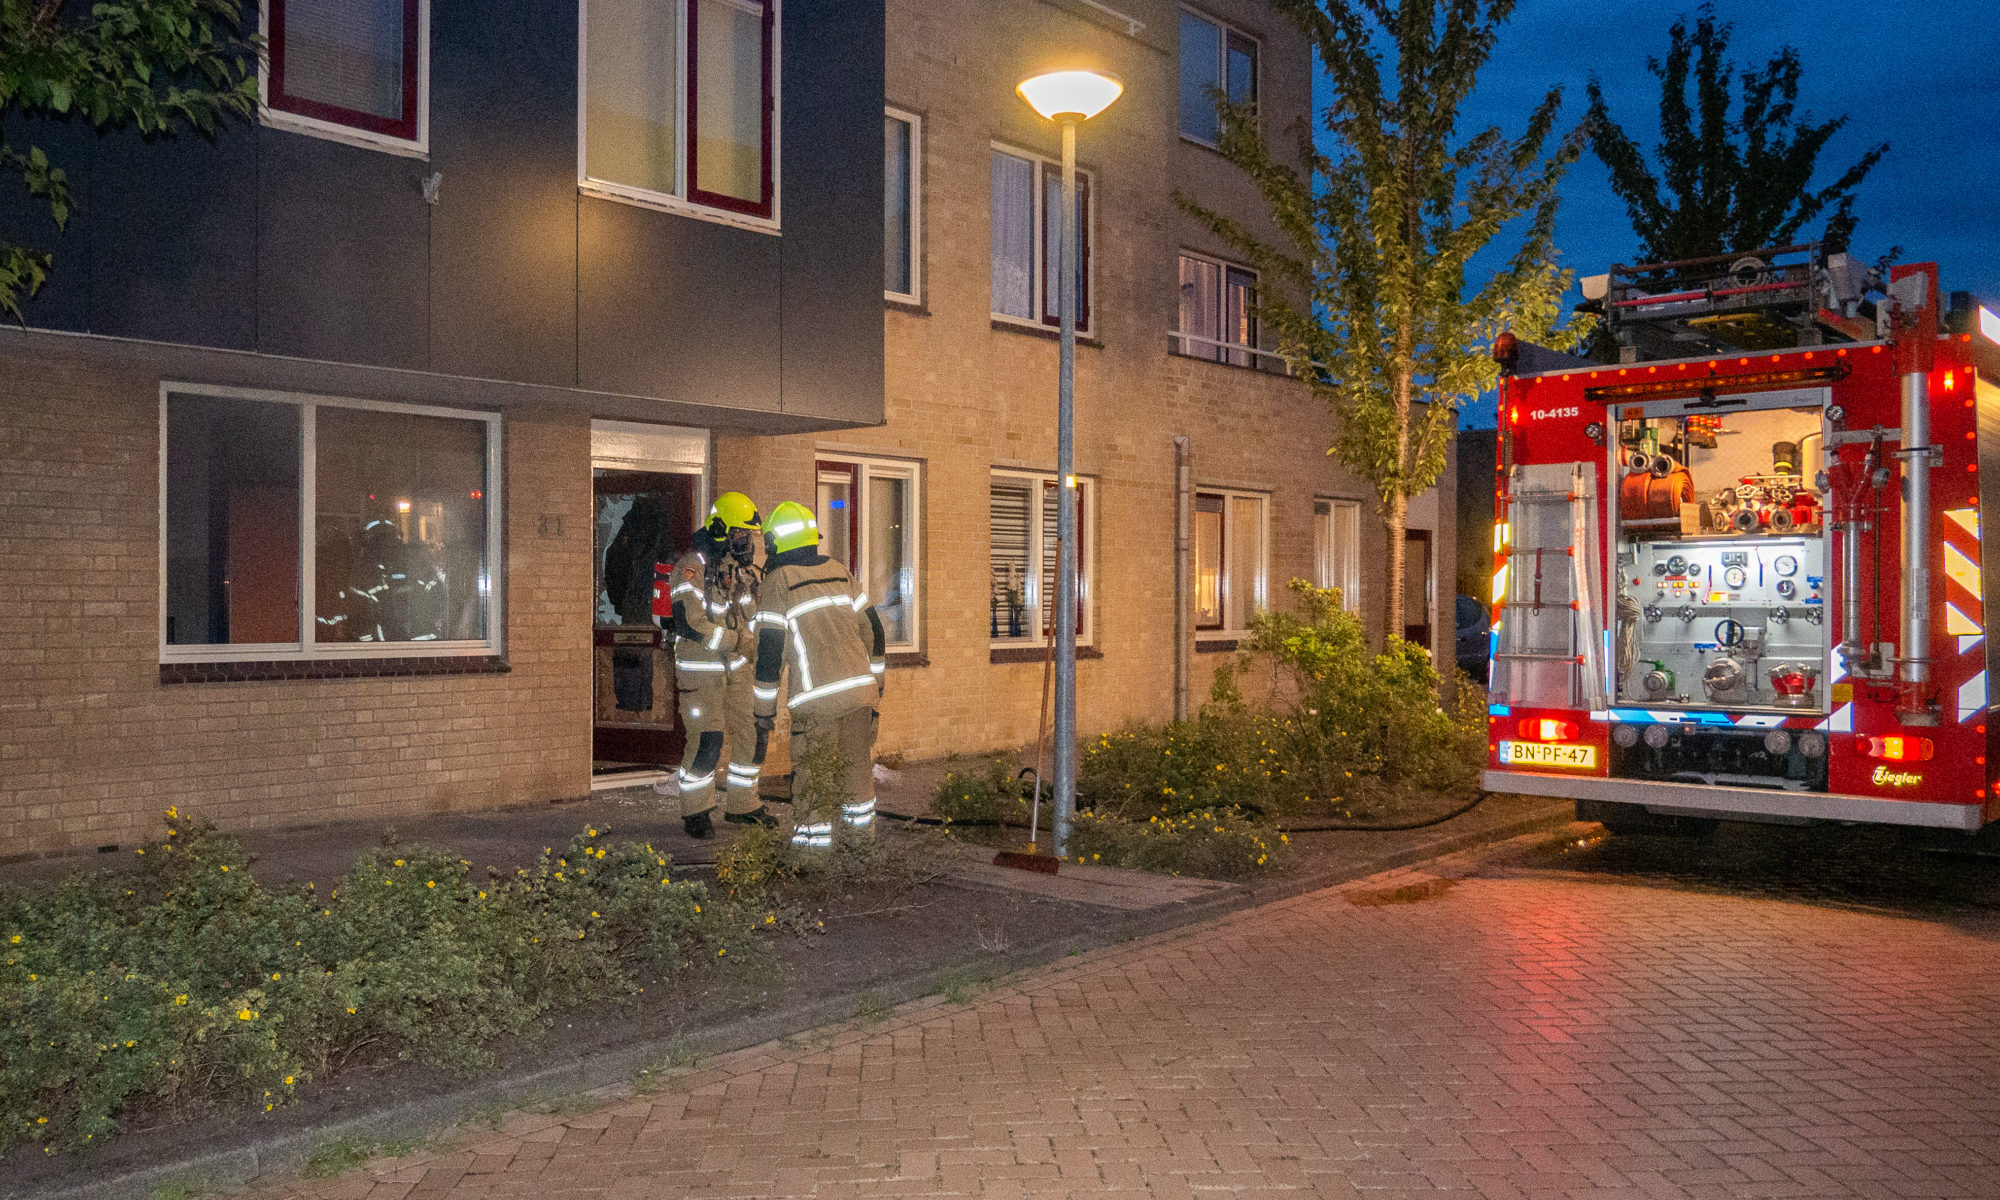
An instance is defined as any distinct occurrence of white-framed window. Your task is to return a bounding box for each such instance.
[1314,498,1362,614]
[579,0,780,232]
[815,455,922,652]
[260,0,431,157]
[990,145,1093,334]
[160,384,502,662]
[1179,6,1257,147]
[1193,488,1267,633]
[1175,251,1261,367]
[989,470,1095,647]
[885,107,921,303]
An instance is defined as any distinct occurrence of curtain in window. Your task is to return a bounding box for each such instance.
[868,474,911,645]
[1179,11,1222,141]
[1227,495,1262,630]
[584,0,678,195]
[885,116,913,295]
[816,468,854,567]
[1194,494,1223,628]
[692,0,766,204]
[1178,254,1219,360]
[1225,266,1256,367]
[1039,171,1090,328]
[990,151,1035,319]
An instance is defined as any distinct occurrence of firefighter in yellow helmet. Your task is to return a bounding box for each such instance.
[750,500,886,850]
[653,491,780,838]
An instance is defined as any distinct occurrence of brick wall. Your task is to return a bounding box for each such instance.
[0,341,594,857]
[720,0,1457,764]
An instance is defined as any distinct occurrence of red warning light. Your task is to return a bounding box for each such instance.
[1518,718,1578,742]
[1863,735,1934,762]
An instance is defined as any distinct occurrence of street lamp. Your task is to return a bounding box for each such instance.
[1016,66,1121,859]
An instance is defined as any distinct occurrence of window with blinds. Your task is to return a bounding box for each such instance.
[990,471,1091,645]
[265,0,424,146]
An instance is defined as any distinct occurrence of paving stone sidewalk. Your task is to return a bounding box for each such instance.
[246,840,2000,1200]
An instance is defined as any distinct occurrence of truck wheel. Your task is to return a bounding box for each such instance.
[1578,799,1717,837]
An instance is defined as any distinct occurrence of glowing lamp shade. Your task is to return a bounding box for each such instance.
[1017,69,1123,121]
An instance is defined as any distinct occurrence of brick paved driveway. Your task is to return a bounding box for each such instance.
[260,852,2000,1199]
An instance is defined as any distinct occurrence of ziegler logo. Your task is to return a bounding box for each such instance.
[1528,406,1580,421]
[1871,766,1921,788]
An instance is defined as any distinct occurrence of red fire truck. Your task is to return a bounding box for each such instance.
[1485,244,2000,833]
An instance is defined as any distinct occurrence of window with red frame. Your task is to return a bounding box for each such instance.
[266,0,424,143]
[582,0,776,222]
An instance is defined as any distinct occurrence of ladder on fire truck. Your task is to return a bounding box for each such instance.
[1492,463,1608,711]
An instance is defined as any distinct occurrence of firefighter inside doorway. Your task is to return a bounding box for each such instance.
[752,500,888,851]
[653,491,781,838]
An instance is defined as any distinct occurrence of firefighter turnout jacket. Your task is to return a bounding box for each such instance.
[654,548,751,675]
[751,549,886,723]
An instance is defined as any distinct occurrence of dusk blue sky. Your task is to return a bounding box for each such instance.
[1335,1,2000,428]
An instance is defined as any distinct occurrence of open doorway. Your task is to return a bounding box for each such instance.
[590,422,707,787]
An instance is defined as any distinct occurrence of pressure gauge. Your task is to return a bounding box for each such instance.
[1774,555,1798,577]
[1776,579,1797,599]
[1665,554,1689,576]
[1723,566,1747,589]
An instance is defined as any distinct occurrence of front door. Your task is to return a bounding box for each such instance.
[592,470,698,773]
[1403,528,1434,649]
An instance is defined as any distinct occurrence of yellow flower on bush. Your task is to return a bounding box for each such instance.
[426,880,436,888]
[284,1075,295,1085]
[218,865,229,872]
[175,993,188,1005]
[394,859,404,867]
[347,1006,357,1014]
[238,1009,256,1020]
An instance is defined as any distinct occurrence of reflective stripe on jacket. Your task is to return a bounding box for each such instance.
[655,550,747,674]
[752,550,887,718]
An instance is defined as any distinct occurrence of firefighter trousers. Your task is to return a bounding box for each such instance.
[788,705,878,849]
[675,668,764,818]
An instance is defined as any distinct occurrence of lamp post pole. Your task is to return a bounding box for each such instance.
[1053,114,1080,859]
[1014,67,1119,862]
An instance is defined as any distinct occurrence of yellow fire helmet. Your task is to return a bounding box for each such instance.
[764,500,820,555]
[706,491,762,538]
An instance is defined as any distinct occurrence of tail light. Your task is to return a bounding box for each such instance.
[1518,718,1578,742]
[1863,735,1934,762]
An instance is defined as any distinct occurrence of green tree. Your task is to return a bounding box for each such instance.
[0,0,260,320]
[1585,3,1887,263]
[1180,0,1587,642]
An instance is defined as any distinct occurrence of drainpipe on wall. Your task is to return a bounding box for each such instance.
[1174,436,1192,723]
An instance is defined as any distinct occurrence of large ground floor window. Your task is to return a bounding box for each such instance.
[161,385,501,661]
[1314,497,1362,613]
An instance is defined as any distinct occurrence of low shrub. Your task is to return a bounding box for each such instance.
[1078,712,1306,820]
[1064,807,1288,878]
[0,811,738,1157]
[1078,582,1486,828]
[930,754,1029,825]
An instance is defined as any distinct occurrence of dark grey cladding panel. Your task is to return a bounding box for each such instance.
[255,129,431,369]
[0,114,91,333]
[576,195,782,413]
[427,0,579,387]
[88,122,257,349]
[779,0,885,425]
